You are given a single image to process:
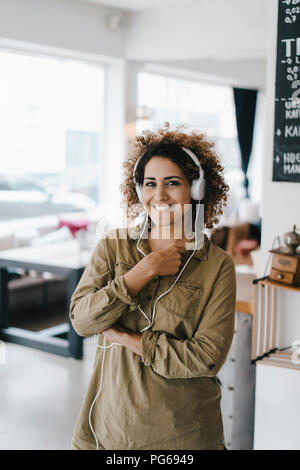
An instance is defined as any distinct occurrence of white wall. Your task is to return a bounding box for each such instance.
[259,0,300,348]
[0,0,126,58]
[254,364,300,450]
[261,0,300,262]
[253,0,300,449]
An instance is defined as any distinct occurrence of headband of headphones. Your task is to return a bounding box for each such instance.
[132,146,206,202]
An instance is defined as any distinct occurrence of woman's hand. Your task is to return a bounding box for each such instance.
[145,245,185,277]
[101,324,142,356]
[122,245,185,299]
[100,323,127,342]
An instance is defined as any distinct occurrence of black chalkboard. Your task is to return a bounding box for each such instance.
[273,0,300,182]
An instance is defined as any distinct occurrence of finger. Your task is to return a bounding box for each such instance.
[169,245,184,251]
[102,327,113,334]
[176,246,185,251]
[166,246,184,253]
[115,325,127,332]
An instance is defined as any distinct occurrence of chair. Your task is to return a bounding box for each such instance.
[211,222,260,265]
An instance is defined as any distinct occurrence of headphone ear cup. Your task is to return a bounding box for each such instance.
[199,178,206,201]
[191,178,206,201]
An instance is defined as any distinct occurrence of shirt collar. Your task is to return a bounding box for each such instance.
[128,222,210,261]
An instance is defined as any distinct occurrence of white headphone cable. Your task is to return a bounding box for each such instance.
[88,335,107,451]
[89,213,149,449]
[138,202,201,331]
[93,334,122,349]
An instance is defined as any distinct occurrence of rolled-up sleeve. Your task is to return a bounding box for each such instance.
[69,235,140,337]
[140,255,236,379]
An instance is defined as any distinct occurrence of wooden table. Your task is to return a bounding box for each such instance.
[0,241,91,359]
[0,245,257,359]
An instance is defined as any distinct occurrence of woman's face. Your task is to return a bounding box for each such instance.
[141,156,192,232]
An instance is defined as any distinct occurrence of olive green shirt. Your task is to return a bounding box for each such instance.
[69,224,236,450]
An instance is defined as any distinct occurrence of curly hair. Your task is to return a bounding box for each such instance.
[119,123,229,230]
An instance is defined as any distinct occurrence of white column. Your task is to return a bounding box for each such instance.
[124,61,139,146]
[101,59,139,228]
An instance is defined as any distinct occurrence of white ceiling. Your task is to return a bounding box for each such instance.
[159,58,267,90]
[80,0,268,88]
[83,0,203,11]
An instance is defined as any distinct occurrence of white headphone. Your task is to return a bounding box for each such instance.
[132,146,206,203]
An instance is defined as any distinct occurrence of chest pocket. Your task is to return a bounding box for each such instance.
[159,278,203,319]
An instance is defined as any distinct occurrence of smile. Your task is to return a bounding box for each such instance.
[151,204,176,211]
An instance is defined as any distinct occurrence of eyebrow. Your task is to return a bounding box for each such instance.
[144,176,184,181]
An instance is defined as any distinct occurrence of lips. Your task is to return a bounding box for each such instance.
[151,204,176,211]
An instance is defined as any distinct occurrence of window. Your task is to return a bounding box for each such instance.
[0,50,104,215]
[3,176,45,192]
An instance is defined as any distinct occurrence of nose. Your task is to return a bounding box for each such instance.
[155,182,169,201]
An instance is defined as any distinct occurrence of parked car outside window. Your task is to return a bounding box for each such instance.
[0,175,96,220]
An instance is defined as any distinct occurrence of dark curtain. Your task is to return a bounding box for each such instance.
[233,88,258,198]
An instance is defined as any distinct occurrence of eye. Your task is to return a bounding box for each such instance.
[144,180,180,187]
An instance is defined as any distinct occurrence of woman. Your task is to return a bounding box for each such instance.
[69,125,236,450]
